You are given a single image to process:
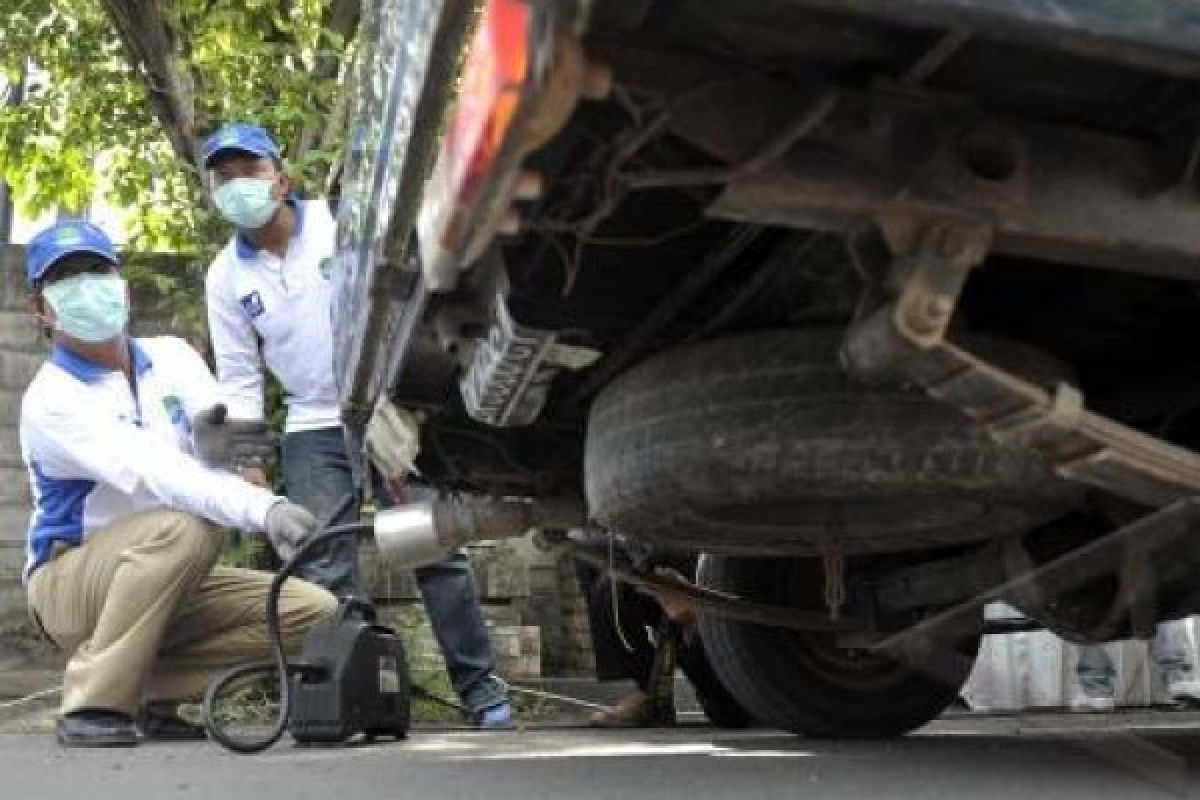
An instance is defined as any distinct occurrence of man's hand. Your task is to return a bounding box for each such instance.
[193,404,275,471]
[264,501,318,562]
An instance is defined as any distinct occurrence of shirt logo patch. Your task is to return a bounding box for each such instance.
[55,228,85,246]
[162,395,187,427]
[240,291,265,318]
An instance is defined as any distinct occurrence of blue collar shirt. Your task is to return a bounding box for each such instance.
[19,336,280,582]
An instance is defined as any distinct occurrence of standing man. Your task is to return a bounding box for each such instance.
[202,123,513,727]
[20,219,336,747]
[1073,620,1200,711]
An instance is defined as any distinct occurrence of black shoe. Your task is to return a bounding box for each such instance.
[137,711,207,741]
[56,710,138,748]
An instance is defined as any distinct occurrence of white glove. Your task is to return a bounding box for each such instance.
[264,501,318,562]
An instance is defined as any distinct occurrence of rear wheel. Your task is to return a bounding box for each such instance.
[696,554,980,738]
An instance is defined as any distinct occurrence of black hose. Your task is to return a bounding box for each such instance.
[203,495,372,754]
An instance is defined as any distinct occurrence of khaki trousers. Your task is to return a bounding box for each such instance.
[26,509,337,715]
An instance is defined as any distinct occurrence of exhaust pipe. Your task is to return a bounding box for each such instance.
[372,495,585,569]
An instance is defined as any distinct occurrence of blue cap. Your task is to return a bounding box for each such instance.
[25,220,119,287]
[202,123,281,168]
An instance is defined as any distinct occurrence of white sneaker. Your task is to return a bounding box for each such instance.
[1071,695,1116,713]
[1166,679,1200,706]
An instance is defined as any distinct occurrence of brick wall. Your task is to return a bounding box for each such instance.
[361,536,596,681]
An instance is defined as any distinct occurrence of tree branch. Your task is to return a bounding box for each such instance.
[99,0,201,172]
[292,0,361,175]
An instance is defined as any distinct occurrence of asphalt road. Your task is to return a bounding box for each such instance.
[3,715,1200,800]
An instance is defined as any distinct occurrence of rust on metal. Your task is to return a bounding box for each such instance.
[573,549,864,634]
[872,498,1200,651]
[844,211,1200,506]
[587,55,1200,281]
[780,0,1200,79]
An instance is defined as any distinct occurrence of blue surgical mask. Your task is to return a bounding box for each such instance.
[43,273,129,343]
[212,177,281,229]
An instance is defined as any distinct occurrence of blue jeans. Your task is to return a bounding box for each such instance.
[282,426,508,713]
[1076,620,1193,699]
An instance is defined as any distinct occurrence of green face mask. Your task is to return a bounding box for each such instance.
[212,177,281,229]
[43,273,129,343]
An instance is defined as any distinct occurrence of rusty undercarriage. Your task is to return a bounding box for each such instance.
[338,0,1200,736]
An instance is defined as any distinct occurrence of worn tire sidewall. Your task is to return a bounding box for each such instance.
[586,330,1075,553]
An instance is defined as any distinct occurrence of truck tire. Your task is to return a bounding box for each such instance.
[696,554,979,738]
[684,637,755,729]
[585,329,1077,555]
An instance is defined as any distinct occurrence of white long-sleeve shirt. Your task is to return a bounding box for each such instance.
[20,336,281,582]
[205,198,342,433]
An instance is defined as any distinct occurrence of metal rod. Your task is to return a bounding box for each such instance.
[573,549,863,634]
[622,90,839,191]
[872,498,1200,652]
[682,233,823,345]
[565,224,761,408]
[903,28,972,85]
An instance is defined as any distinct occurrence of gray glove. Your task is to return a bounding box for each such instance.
[264,501,318,562]
[192,404,275,471]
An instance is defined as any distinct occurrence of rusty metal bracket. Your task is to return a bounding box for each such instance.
[842,219,991,381]
[843,212,1200,642]
[902,343,1200,506]
[572,549,864,634]
[872,498,1200,652]
[843,214,1200,506]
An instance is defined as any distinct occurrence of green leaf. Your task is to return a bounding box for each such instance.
[1,0,354,340]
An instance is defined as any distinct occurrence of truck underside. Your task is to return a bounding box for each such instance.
[338,0,1200,736]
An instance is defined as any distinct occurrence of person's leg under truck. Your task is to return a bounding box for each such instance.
[1076,644,1118,698]
[377,481,509,713]
[282,426,362,597]
[1149,620,1194,682]
[26,510,222,715]
[579,561,660,690]
[415,550,507,712]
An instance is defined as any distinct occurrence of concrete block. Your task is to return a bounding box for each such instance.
[0,351,44,390]
[0,470,30,506]
[529,565,559,595]
[482,604,520,627]
[0,423,21,459]
[491,625,541,680]
[0,507,30,543]
[359,543,421,600]
[0,541,23,577]
[0,543,56,678]
[0,581,26,629]
[491,627,521,659]
[473,542,532,600]
[0,388,25,426]
[0,313,46,354]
